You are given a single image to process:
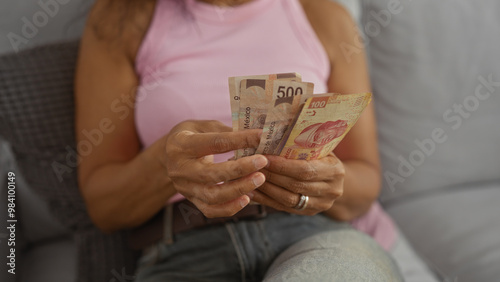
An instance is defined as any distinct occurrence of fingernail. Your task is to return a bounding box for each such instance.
[253,156,268,169]
[247,191,254,199]
[240,196,250,208]
[252,173,265,187]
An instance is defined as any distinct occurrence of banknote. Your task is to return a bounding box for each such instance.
[255,93,312,155]
[236,79,313,158]
[279,93,372,160]
[228,73,301,131]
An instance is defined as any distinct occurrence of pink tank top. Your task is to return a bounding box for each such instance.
[135,0,395,250]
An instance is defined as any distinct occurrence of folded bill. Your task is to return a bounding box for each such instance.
[228,73,301,131]
[278,93,372,160]
[236,79,313,158]
[255,93,312,155]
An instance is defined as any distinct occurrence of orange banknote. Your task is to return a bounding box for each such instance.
[278,93,372,160]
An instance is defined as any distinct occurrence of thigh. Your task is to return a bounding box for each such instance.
[135,212,348,282]
[263,229,404,282]
[134,225,240,282]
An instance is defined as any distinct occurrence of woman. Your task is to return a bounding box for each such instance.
[75,0,435,280]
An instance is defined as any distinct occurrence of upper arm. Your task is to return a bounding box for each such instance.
[302,0,380,171]
[75,0,155,187]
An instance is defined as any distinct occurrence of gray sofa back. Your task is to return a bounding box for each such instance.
[360,0,500,203]
[359,1,500,280]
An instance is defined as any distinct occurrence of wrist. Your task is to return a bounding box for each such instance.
[323,160,379,221]
[323,202,370,222]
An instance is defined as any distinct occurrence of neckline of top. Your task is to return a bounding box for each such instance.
[185,0,276,24]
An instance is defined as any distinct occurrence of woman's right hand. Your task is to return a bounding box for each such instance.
[164,120,268,218]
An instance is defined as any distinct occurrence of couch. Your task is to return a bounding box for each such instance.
[1,0,499,281]
[359,0,500,280]
[0,1,88,281]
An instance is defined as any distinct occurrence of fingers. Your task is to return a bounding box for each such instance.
[188,171,266,205]
[171,154,268,184]
[194,120,233,133]
[173,129,262,157]
[261,169,321,196]
[203,155,268,184]
[173,168,266,217]
[257,181,303,208]
[172,120,232,134]
[249,190,289,212]
[257,181,335,210]
[190,195,251,218]
[263,154,343,181]
[251,189,332,216]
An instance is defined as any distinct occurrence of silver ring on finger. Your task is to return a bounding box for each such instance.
[294,194,309,211]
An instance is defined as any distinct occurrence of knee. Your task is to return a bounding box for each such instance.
[264,229,403,282]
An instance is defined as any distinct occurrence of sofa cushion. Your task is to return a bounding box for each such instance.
[0,41,139,282]
[20,237,77,282]
[385,182,500,281]
[0,41,92,231]
[1,139,71,244]
[18,168,72,243]
[359,0,500,280]
[359,0,500,202]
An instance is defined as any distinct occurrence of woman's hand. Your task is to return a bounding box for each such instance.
[164,120,269,218]
[251,153,345,216]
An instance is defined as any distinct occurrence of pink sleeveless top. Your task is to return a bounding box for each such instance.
[135,0,396,250]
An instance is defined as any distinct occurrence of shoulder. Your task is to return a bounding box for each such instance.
[299,0,360,63]
[299,0,353,23]
[85,0,157,61]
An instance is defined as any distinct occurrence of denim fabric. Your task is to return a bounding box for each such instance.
[135,212,403,282]
[264,229,403,282]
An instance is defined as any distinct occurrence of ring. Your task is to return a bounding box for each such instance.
[294,194,309,211]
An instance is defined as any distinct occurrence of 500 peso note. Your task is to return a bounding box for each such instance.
[236,79,313,158]
[228,73,301,131]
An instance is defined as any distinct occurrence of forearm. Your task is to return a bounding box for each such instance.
[323,159,380,221]
[81,136,176,233]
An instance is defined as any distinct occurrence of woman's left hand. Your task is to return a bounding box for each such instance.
[250,153,345,216]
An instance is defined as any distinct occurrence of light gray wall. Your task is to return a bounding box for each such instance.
[0,0,93,55]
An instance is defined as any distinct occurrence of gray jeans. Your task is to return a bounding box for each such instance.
[135,212,405,281]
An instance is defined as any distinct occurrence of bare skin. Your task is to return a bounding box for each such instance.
[76,0,379,233]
